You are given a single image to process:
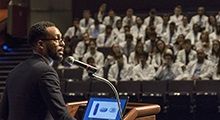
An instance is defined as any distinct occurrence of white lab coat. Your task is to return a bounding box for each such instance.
[108,62,133,81]
[132,63,156,81]
[176,49,197,65]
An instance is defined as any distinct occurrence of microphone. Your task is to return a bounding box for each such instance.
[65,56,97,73]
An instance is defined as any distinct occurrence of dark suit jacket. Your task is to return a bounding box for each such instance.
[0,54,76,120]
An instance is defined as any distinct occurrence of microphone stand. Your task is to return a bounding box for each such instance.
[89,73,123,120]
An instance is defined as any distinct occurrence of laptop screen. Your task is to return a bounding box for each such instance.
[83,97,127,120]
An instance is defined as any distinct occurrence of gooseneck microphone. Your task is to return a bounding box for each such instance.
[65,56,123,120]
[65,56,97,73]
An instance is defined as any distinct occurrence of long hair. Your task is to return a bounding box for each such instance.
[217,58,220,75]
[211,39,220,57]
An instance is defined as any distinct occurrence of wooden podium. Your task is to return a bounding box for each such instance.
[67,101,161,120]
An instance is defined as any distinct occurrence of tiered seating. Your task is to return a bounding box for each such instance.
[0,40,32,100]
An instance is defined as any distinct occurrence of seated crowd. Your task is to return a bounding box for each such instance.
[60,4,220,81]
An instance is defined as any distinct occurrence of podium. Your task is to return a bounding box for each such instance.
[67,101,161,120]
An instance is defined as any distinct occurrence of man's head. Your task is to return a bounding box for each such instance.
[196,48,206,63]
[105,25,113,34]
[174,5,182,16]
[82,33,90,45]
[83,10,91,19]
[197,6,205,16]
[164,49,174,65]
[136,17,143,26]
[126,8,134,17]
[183,39,192,52]
[28,21,65,61]
[116,55,124,67]
[86,57,95,66]
[140,52,149,66]
[89,39,97,54]
[108,9,115,18]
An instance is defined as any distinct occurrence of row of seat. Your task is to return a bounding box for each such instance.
[61,80,220,120]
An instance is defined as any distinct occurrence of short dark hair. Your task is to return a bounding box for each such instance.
[28,21,55,47]
[140,51,149,60]
[184,39,191,45]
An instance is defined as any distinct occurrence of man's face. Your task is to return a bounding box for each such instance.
[109,10,115,17]
[198,7,204,15]
[126,9,133,17]
[197,49,205,61]
[83,34,90,45]
[44,26,65,61]
[89,41,96,52]
[136,17,143,25]
[184,43,191,51]
[140,56,147,65]
[164,55,173,65]
[174,7,181,15]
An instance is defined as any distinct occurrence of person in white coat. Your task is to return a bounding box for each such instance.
[190,6,208,31]
[96,25,115,47]
[82,57,104,81]
[122,8,137,27]
[132,52,156,81]
[155,50,184,80]
[79,10,94,30]
[88,19,105,39]
[73,33,90,60]
[130,17,146,40]
[144,9,163,28]
[184,48,212,80]
[169,5,183,27]
[185,23,201,45]
[208,39,220,65]
[176,39,197,66]
[64,18,86,40]
[103,9,121,28]
[82,39,105,68]
[108,55,133,82]
[209,22,220,41]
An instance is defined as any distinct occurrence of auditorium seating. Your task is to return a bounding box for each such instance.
[117,81,141,102]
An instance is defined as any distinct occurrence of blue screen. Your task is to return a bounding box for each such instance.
[83,97,127,120]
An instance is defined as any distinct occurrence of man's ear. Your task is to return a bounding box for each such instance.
[36,40,45,50]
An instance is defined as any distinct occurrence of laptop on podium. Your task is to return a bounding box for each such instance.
[83,97,128,120]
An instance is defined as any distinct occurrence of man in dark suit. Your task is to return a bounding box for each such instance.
[0,21,77,120]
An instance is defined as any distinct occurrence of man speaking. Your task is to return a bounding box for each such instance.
[0,21,77,120]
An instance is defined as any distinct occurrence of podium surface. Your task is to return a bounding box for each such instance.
[67,101,160,120]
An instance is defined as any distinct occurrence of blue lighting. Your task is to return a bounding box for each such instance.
[2,43,12,52]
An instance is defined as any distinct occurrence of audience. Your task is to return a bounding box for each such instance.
[82,39,105,68]
[61,4,220,81]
